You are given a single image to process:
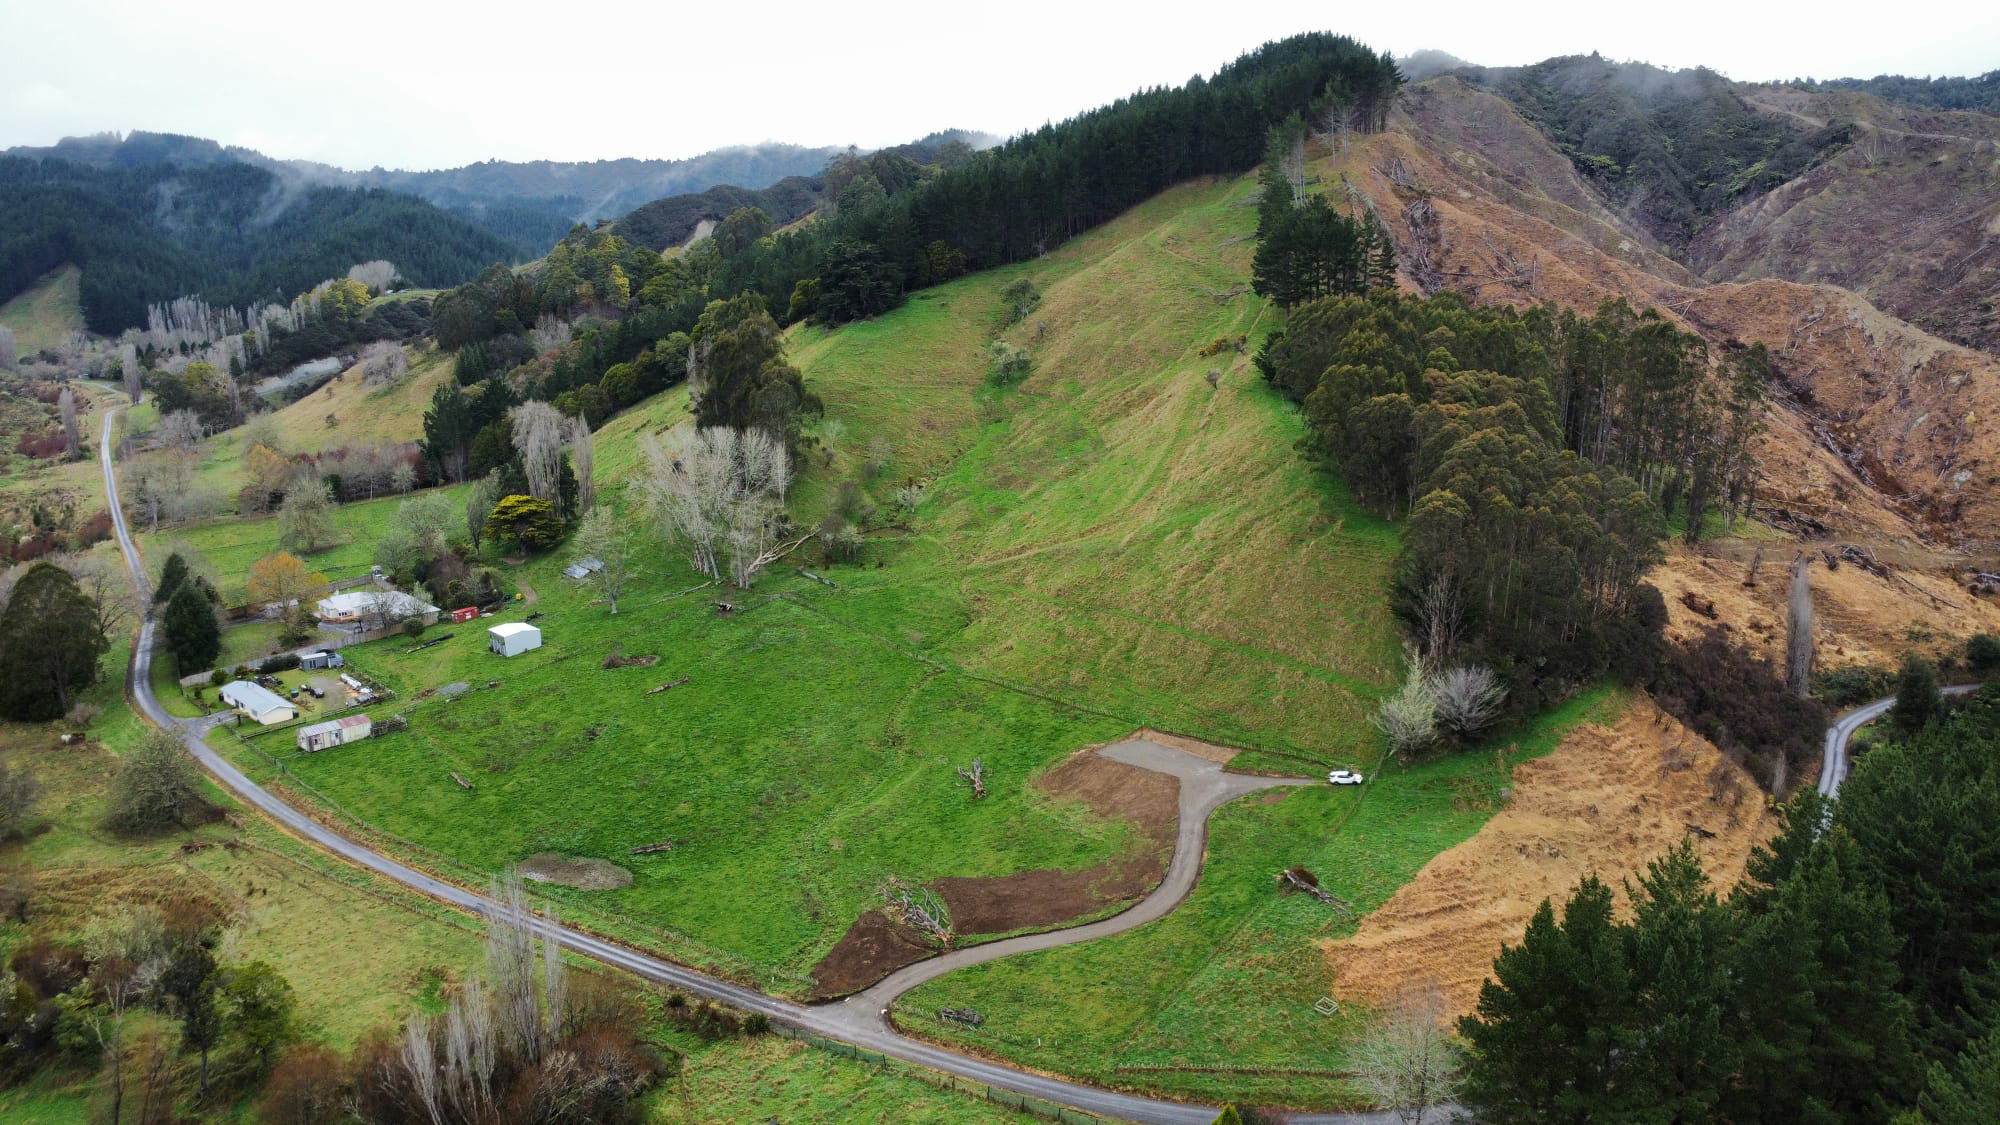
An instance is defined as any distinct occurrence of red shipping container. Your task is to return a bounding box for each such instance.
[451,607,479,623]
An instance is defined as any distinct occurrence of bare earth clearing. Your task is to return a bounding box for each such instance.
[808,735,1184,999]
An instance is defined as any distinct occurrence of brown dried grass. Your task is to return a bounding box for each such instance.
[1321,697,1777,1020]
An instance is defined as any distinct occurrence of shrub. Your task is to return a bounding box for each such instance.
[258,653,301,674]
[1816,664,1891,708]
[1968,633,2000,671]
[1000,279,1040,324]
[104,727,219,835]
[401,618,425,638]
[987,341,1033,387]
[1375,655,1438,758]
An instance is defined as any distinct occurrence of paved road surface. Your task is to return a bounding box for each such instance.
[1817,684,1979,798]
[98,409,1400,1124]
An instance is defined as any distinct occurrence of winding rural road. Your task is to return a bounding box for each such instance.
[100,404,1970,1122]
[96,408,1398,1124]
[1817,683,1978,798]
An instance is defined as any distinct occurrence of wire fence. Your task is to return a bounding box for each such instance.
[767,1022,1107,1124]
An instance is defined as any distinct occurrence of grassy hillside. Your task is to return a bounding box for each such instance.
[111,344,454,525]
[615,174,1404,761]
[185,173,1400,1001]
[0,264,84,356]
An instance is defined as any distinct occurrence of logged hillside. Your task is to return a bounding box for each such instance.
[1339,76,2000,551]
[1689,86,2000,354]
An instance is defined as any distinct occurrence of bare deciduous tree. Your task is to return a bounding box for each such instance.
[357,340,408,386]
[55,550,136,642]
[278,481,338,553]
[1786,557,1814,698]
[399,1013,443,1125]
[126,449,215,529]
[1411,573,1464,664]
[528,315,574,355]
[820,418,847,460]
[574,506,637,614]
[1348,987,1466,1124]
[156,408,207,451]
[509,402,567,516]
[120,342,143,402]
[57,387,81,456]
[568,414,595,515]
[1376,654,1439,758]
[1285,131,1309,205]
[637,426,793,587]
[1430,665,1506,740]
[345,260,397,292]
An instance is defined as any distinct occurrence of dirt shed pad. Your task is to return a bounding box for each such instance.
[518,853,633,890]
[806,910,937,1000]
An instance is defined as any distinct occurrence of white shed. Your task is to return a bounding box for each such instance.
[221,680,297,725]
[488,622,542,657]
[297,714,371,752]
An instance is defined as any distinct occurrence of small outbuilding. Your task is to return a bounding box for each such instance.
[488,622,542,657]
[297,714,372,752]
[221,680,297,725]
[299,650,345,671]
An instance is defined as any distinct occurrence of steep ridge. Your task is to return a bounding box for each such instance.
[1692,87,2000,355]
[1339,78,2000,550]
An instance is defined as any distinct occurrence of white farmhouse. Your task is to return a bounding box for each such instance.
[488,622,542,657]
[221,680,297,725]
[316,590,440,628]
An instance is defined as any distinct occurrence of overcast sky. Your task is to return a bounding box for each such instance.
[4,0,1994,170]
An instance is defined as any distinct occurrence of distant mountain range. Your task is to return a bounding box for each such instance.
[4,129,1001,252]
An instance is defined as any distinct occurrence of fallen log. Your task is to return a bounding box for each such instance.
[956,758,987,798]
[450,772,474,791]
[1685,822,1717,840]
[644,676,691,696]
[797,567,838,588]
[630,841,675,855]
